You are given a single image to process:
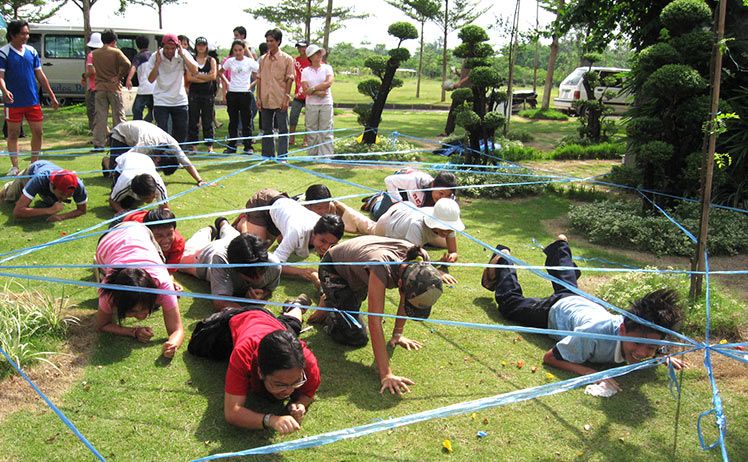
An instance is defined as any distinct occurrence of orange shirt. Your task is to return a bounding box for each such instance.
[257,49,294,109]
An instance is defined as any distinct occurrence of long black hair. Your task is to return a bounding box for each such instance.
[101,268,158,322]
[258,330,305,376]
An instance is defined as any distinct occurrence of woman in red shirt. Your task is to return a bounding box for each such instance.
[224,304,320,434]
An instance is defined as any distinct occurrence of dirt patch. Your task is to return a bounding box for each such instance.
[542,216,748,304]
[0,309,97,422]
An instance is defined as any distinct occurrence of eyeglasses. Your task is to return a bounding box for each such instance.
[265,370,307,392]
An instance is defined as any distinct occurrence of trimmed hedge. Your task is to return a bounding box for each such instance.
[452,167,546,199]
[517,108,569,121]
[332,137,421,161]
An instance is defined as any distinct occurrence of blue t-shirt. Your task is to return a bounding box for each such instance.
[547,295,624,364]
[0,43,41,107]
[23,161,88,205]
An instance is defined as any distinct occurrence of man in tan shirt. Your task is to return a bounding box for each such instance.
[256,28,294,159]
[91,29,131,149]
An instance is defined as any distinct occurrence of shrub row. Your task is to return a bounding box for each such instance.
[517,108,569,121]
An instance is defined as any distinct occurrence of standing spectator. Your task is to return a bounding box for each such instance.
[178,35,193,55]
[148,33,198,145]
[300,44,334,156]
[232,26,258,59]
[256,42,269,135]
[0,20,59,176]
[220,40,258,154]
[83,32,103,133]
[256,29,294,159]
[91,29,131,150]
[289,40,309,146]
[126,36,155,123]
[187,37,217,153]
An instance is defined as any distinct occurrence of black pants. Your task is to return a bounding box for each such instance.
[226,91,252,150]
[494,239,580,328]
[188,93,215,146]
[318,253,369,347]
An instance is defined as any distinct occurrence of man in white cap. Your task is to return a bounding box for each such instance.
[83,32,103,133]
[366,198,465,263]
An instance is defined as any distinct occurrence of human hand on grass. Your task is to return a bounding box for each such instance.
[667,356,688,370]
[287,402,306,424]
[269,415,301,434]
[600,378,622,392]
[380,374,415,395]
[388,335,422,351]
[440,252,458,263]
[440,271,457,285]
[133,326,154,343]
[162,340,178,358]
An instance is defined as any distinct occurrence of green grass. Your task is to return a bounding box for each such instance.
[518,108,570,121]
[0,107,746,461]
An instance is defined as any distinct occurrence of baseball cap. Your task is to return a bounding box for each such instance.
[424,198,465,232]
[161,33,179,46]
[195,36,208,46]
[401,262,443,319]
[50,170,79,193]
[295,39,309,47]
[87,32,103,49]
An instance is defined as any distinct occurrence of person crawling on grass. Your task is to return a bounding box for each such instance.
[121,207,185,275]
[109,150,169,213]
[487,234,685,392]
[300,183,373,235]
[95,221,184,358]
[306,236,450,395]
[364,169,457,221]
[224,297,320,434]
[0,160,87,222]
[233,188,344,287]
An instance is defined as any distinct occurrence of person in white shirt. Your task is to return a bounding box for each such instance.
[368,169,458,220]
[269,197,344,287]
[109,150,168,212]
[147,33,198,145]
[220,40,259,154]
[300,44,334,156]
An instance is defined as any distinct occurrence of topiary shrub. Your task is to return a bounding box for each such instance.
[452,167,546,198]
[669,29,715,72]
[641,64,708,103]
[629,43,681,90]
[660,0,712,36]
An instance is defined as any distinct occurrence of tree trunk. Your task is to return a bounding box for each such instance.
[323,0,334,50]
[305,0,312,43]
[440,0,449,102]
[416,20,425,99]
[158,3,163,29]
[532,0,539,93]
[363,58,398,144]
[82,0,92,44]
[541,1,563,110]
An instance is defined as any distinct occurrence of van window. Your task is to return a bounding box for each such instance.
[598,71,625,88]
[45,34,86,59]
[561,69,586,86]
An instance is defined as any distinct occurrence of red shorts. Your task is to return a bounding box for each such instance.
[5,105,44,124]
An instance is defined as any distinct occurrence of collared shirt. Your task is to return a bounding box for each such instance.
[0,43,41,107]
[257,49,294,109]
[92,45,131,93]
[147,49,197,106]
[22,161,87,205]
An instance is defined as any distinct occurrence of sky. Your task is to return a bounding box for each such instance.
[45,0,556,51]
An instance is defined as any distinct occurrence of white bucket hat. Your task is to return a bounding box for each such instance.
[424,198,465,232]
[87,32,103,49]
[305,44,325,57]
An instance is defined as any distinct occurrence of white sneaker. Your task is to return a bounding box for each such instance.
[7,166,20,176]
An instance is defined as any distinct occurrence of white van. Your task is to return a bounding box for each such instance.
[554,66,631,115]
[25,24,162,103]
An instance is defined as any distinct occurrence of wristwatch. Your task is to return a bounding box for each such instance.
[262,413,272,430]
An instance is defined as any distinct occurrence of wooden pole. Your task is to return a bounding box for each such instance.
[504,0,521,134]
[689,0,727,300]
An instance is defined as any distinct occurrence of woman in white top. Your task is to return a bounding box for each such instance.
[300,44,334,156]
[219,40,259,154]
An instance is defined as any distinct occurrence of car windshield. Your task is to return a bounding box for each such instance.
[561,69,586,86]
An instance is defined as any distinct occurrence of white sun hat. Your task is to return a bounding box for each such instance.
[305,44,326,57]
[87,32,103,49]
[424,198,465,232]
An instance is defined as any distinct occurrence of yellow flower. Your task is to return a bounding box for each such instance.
[545,372,557,381]
[442,439,453,453]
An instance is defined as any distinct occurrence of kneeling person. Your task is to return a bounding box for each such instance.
[1,160,87,222]
[490,235,684,392]
[180,218,281,311]
[110,150,168,212]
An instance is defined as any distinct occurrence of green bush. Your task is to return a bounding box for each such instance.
[660,0,712,36]
[596,268,744,339]
[642,64,708,101]
[332,137,421,161]
[0,284,77,376]
[569,200,748,256]
[670,29,714,71]
[606,164,641,188]
[626,116,665,145]
[517,108,569,121]
[498,144,543,161]
[452,167,546,198]
[630,43,681,90]
[458,24,490,43]
[388,22,418,41]
[505,129,535,143]
[550,142,625,160]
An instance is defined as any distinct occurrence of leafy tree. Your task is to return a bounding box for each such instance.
[1,0,66,23]
[433,0,490,101]
[70,0,101,41]
[386,0,441,98]
[452,25,505,163]
[354,22,418,144]
[117,0,179,29]
[246,1,365,44]
[538,0,567,110]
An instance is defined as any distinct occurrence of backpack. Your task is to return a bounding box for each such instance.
[188,306,254,360]
[481,244,511,291]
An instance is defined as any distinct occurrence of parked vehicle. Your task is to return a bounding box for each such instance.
[25,24,162,104]
[554,66,631,115]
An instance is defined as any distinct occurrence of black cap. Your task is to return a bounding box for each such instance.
[295,39,309,47]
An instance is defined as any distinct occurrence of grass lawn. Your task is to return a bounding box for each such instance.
[0,105,746,461]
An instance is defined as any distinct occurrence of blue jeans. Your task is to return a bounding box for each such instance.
[154,105,188,144]
[132,94,153,122]
[260,108,289,158]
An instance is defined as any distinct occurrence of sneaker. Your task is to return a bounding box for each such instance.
[223,147,237,154]
[7,166,20,176]
[214,216,229,234]
[243,147,254,155]
[283,293,312,314]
